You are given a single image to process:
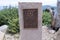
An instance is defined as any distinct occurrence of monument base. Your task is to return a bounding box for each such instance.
[20,30,41,40]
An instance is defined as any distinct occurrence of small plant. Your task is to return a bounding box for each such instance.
[42,11,51,26]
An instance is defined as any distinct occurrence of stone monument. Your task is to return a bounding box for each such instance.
[18,2,42,40]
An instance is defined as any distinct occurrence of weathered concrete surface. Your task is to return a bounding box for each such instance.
[18,2,42,40]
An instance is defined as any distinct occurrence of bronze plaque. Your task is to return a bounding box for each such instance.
[23,9,38,28]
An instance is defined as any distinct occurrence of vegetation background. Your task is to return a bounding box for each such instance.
[0,7,51,34]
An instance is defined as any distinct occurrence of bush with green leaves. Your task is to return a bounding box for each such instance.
[42,11,51,26]
[0,7,19,34]
[0,14,8,26]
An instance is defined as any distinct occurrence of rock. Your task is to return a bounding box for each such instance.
[55,28,60,40]
[42,26,55,40]
[0,31,5,40]
[48,30,56,34]
[0,25,8,33]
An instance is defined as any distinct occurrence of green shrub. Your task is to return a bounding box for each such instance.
[42,11,51,26]
[0,7,19,34]
[0,15,8,26]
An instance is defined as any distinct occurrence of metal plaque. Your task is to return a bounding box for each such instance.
[23,9,38,28]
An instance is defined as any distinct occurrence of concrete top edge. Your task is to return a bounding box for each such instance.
[18,2,42,4]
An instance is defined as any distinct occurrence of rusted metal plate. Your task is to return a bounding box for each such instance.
[23,9,38,28]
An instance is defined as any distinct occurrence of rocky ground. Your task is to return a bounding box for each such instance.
[42,26,58,40]
[4,26,59,40]
[4,33,19,40]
